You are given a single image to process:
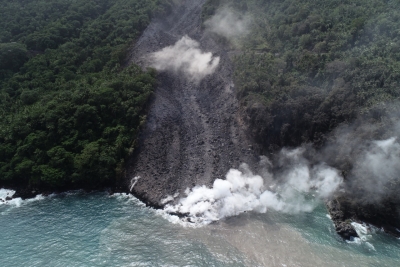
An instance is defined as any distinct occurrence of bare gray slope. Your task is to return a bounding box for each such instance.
[125,0,259,207]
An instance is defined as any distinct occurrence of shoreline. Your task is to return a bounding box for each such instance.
[2,185,399,242]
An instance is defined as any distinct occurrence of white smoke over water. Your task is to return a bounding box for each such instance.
[160,117,400,227]
[204,7,252,40]
[164,149,343,225]
[149,35,220,82]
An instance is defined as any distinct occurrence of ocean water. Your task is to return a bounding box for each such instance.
[1,189,399,267]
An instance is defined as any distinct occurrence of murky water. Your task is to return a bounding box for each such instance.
[1,190,399,267]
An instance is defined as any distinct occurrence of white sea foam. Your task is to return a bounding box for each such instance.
[0,188,19,206]
[351,222,373,241]
[0,188,16,201]
[346,222,376,251]
[110,193,147,207]
[3,194,45,207]
[0,188,46,213]
[155,208,201,228]
[109,192,198,227]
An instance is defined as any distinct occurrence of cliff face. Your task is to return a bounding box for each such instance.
[328,196,400,239]
[125,0,400,241]
[125,0,259,207]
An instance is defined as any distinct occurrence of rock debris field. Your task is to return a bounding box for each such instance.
[125,0,259,207]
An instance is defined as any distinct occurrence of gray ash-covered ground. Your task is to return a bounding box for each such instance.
[125,0,259,207]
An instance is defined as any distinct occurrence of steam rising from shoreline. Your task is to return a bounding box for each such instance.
[164,149,343,224]
[149,35,220,82]
[320,109,400,203]
[350,137,400,201]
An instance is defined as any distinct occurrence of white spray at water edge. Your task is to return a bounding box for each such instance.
[0,188,45,208]
[149,35,220,82]
[0,189,15,202]
[164,148,343,225]
[347,222,378,251]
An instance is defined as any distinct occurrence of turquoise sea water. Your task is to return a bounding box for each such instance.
[1,190,399,267]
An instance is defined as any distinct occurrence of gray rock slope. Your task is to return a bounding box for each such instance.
[125,0,259,207]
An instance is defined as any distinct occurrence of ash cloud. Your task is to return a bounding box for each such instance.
[149,35,220,82]
[204,7,252,40]
[164,149,342,225]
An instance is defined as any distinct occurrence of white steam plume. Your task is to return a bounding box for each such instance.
[204,7,251,40]
[351,137,400,199]
[164,149,342,225]
[318,109,400,203]
[149,35,220,82]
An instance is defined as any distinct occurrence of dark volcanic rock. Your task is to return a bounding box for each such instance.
[328,193,400,239]
[335,222,359,240]
[327,199,358,240]
[13,188,37,200]
[124,0,259,207]
[327,195,400,239]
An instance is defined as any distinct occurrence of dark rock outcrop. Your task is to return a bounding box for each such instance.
[12,188,37,200]
[327,194,400,239]
[327,199,358,240]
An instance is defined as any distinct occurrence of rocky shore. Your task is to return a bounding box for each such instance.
[327,199,359,240]
[327,195,400,240]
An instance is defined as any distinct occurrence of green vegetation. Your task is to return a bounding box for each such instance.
[2,0,399,196]
[204,0,400,151]
[0,0,173,190]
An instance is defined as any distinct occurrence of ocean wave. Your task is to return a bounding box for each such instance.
[0,189,46,208]
[346,222,377,251]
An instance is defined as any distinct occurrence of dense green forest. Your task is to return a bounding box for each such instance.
[0,0,173,191]
[2,0,400,195]
[204,0,400,150]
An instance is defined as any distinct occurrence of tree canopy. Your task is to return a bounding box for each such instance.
[204,0,400,150]
[0,0,173,190]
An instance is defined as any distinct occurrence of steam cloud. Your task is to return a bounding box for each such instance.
[204,7,251,40]
[319,109,400,203]
[164,149,343,224]
[163,104,400,224]
[349,137,400,201]
[149,35,220,82]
